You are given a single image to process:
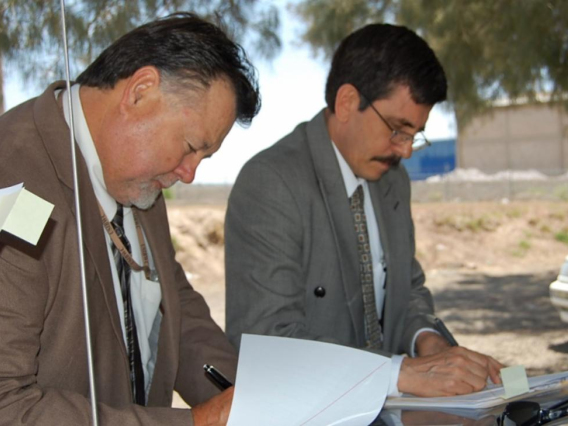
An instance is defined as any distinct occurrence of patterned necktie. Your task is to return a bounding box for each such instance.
[350,185,383,349]
[111,205,146,405]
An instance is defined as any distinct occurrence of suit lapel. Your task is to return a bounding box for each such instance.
[135,200,177,403]
[33,82,126,357]
[306,111,365,346]
[368,171,398,271]
[369,170,402,345]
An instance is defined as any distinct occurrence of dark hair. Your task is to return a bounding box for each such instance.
[76,12,260,125]
[325,23,447,112]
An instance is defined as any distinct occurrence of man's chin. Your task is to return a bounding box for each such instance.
[129,189,162,210]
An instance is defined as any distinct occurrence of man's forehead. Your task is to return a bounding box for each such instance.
[379,85,431,130]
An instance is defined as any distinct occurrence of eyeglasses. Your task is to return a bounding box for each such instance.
[497,399,568,425]
[359,92,431,152]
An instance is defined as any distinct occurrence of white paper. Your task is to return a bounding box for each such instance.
[0,183,23,227]
[0,183,54,245]
[227,334,391,426]
[385,371,568,410]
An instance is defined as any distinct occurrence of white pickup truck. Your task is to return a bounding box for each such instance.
[550,255,568,323]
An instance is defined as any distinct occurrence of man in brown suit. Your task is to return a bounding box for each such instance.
[0,13,259,426]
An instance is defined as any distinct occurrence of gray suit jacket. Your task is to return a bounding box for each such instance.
[225,110,436,355]
[0,82,237,426]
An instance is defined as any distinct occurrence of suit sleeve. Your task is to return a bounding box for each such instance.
[226,158,313,348]
[168,235,239,405]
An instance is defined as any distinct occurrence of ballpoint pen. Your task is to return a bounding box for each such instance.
[203,364,233,390]
[433,317,459,347]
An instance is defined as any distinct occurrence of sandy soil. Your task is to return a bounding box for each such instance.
[167,201,568,377]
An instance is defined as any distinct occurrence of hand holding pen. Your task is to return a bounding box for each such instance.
[204,364,233,391]
[433,317,459,347]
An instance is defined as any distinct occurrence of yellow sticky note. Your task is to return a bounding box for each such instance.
[501,365,530,399]
[0,183,23,226]
[0,184,54,246]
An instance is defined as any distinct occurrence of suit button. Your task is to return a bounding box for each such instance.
[314,286,326,298]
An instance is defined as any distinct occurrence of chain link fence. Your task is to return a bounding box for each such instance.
[168,169,568,205]
[411,168,568,202]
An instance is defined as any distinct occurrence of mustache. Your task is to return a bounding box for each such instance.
[372,155,401,167]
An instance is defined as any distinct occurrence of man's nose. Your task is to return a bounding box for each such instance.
[393,141,413,159]
[174,155,200,184]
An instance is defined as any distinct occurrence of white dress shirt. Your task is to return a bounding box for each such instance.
[61,85,162,397]
[331,141,442,395]
[330,141,403,394]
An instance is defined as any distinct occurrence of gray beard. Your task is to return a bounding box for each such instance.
[129,182,161,210]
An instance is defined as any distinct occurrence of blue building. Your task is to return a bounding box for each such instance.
[402,138,456,180]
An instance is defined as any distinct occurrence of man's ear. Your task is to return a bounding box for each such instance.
[119,66,162,112]
[334,84,360,123]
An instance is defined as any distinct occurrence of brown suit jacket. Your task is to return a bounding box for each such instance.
[0,82,237,425]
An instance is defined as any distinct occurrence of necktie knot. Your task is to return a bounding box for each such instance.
[350,185,364,212]
[112,204,124,232]
[112,205,130,251]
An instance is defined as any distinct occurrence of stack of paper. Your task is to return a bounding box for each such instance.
[385,371,568,410]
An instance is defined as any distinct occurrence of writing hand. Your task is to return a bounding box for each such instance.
[398,346,504,397]
[192,386,234,426]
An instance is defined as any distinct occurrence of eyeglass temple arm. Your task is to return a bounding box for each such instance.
[548,406,568,422]
[542,398,568,422]
[549,397,568,410]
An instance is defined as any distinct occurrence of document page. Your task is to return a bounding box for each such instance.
[227,334,392,426]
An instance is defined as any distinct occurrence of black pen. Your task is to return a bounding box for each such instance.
[203,364,233,390]
[434,317,459,347]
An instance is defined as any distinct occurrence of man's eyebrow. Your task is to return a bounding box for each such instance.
[390,116,425,132]
[201,141,214,159]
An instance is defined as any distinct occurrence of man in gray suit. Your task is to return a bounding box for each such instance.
[225,23,502,397]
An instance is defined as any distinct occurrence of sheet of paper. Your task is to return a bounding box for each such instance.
[385,371,568,410]
[227,334,391,426]
[0,183,23,227]
[0,183,54,245]
[501,365,530,399]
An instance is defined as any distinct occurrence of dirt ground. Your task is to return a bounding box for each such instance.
[167,201,568,377]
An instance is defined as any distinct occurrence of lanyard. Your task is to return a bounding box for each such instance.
[97,202,159,282]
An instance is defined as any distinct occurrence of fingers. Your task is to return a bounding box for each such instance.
[449,347,505,385]
[398,356,476,397]
[436,353,488,393]
[488,356,505,384]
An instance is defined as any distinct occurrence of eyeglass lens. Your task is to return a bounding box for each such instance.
[500,399,568,426]
[411,137,429,151]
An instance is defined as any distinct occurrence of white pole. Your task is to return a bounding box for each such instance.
[59,1,99,424]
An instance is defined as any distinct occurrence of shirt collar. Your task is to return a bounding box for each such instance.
[331,140,366,199]
[61,84,119,220]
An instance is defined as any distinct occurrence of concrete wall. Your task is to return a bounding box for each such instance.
[458,103,568,175]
